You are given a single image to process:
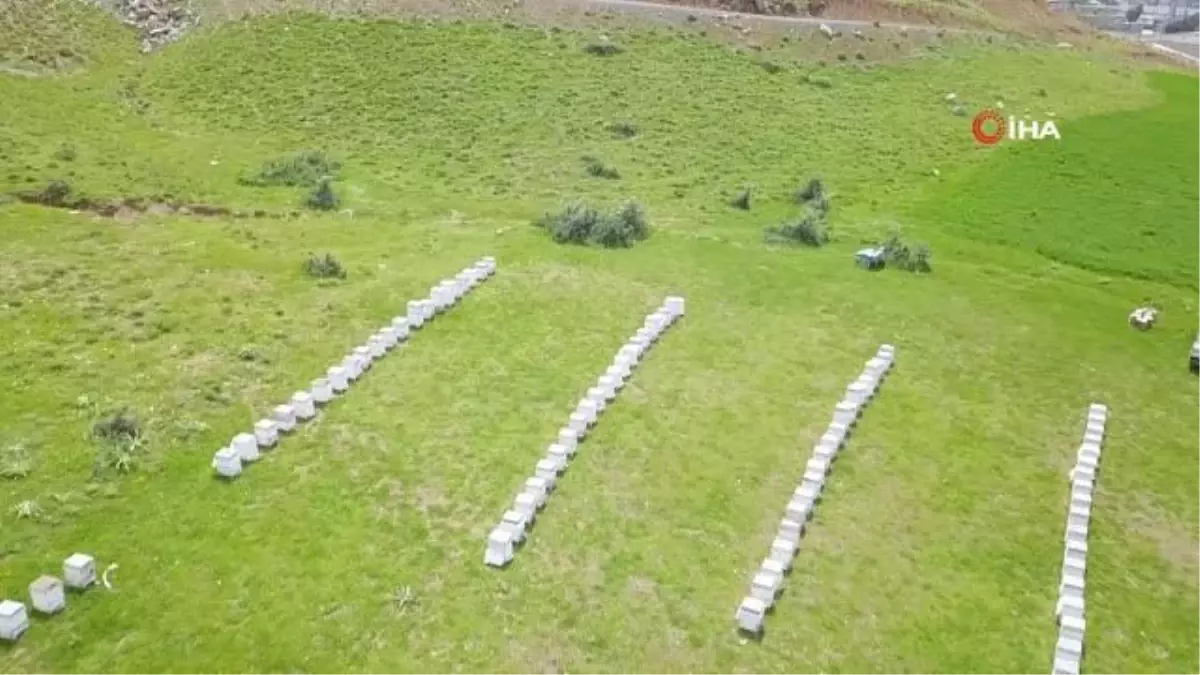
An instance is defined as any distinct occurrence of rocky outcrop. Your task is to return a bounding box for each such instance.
[114,0,194,52]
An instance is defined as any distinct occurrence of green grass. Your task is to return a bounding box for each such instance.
[0,8,1197,674]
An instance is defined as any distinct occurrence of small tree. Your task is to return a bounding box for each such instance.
[1125,3,1144,25]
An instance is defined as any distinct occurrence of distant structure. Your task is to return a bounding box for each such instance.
[1048,0,1199,31]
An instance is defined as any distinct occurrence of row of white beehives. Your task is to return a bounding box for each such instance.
[212,257,498,479]
[735,344,896,636]
[1052,403,1107,675]
[484,296,687,568]
[0,553,98,643]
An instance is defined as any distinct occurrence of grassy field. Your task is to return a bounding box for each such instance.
[0,4,1197,673]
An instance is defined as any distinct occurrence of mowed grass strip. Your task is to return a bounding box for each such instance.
[0,9,1195,674]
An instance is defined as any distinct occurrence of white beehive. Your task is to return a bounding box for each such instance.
[391,317,410,342]
[0,600,29,642]
[598,374,620,398]
[585,387,607,411]
[29,575,65,615]
[735,596,766,634]
[524,477,551,508]
[484,527,514,568]
[610,359,633,379]
[547,444,572,468]
[272,404,297,432]
[832,401,858,428]
[253,419,278,448]
[567,412,588,438]
[291,392,316,421]
[514,492,538,521]
[353,346,374,371]
[795,482,821,503]
[343,354,362,381]
[750,569,782,608]
[535,459,560,482]
[769,538,798,571]
[231,433,259,463]
[407,300,425,328]
[500,510,529,544]
[378,325,398,349]
[310,378,334,404]
[63,553,96,589]
[786,497,813,524]
[212,447,242,478]
[663,295,685,318]
[420,299,437,321]
[557,429,578,454]
[577,399,599,427]
[845,382,871,408]
[326,366,350,393]
[778,518,804,544]
[367,335,387,359]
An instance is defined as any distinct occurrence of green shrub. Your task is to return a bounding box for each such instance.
[804,73,834,88]
[881,235,933,272]
[584,40,623,56]
[536,200,650,248]
[54,143,77,162]
[731,188,751,210]
[765,209,830,247]
[607,121,638,138]
[91,408,142,476]
[582,155,620,180]
[796,177,825,204]
[303,252,347,279]
[305,177,340,211]
[240,150,340,188]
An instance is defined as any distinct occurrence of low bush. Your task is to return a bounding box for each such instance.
[731,188,751,210]
[303,252,347,279]
[240,150,340,188]
[765,209,830,247]
[582,155,621,180]
[584,40,623,56]
[607,121,638,139]
[306,177,340,211]
[881,235,933,272]
[536,200,650,248]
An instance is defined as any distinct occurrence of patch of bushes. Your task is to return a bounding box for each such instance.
[584,39,623,56]
[607,121,638,138]
[30,179,74,206]
[765,210,829,247]
[767,177,833,246]
[731,188,751,210]
[582,155,621,180]
[54,143,77,162]
[804,73,834,88]
[303,252,347,279]
[0,443,32,480]
[880,235,933,272]
[240,150,340,188]
[91,408,143,476]
[306,177,340,211]
[760,60,784,74]
[535,200,650,248]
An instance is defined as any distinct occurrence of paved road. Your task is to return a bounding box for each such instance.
[1107,29,1200,60]
[549,0,968,34]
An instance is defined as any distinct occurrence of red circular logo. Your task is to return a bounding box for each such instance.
[972,109,1006,145]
